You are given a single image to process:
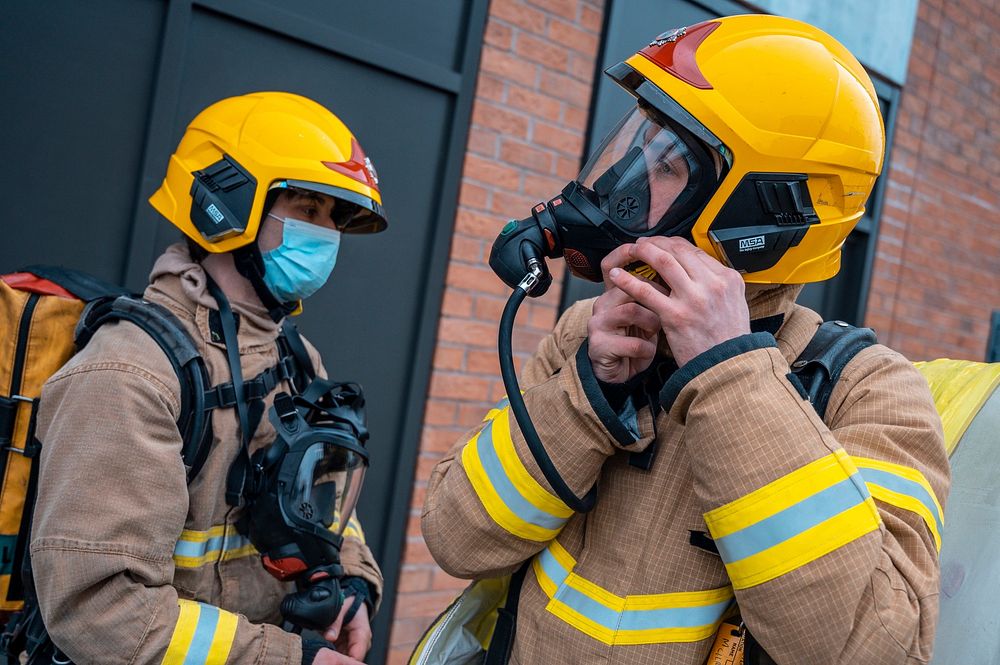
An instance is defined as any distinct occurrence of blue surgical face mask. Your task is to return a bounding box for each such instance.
[261,215,341,303]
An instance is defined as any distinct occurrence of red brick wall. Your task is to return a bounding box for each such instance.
[385,0,604,661]
[865,0,1000,360]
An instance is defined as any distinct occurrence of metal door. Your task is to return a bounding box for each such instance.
[0,2,487,661]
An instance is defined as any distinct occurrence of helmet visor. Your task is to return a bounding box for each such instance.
[290,438,368,537]
[577,104,726,236]
[270,180,388,234]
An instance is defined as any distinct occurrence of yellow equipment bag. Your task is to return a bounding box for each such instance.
[408,575,511,665]
[0,268,131,615]
[915,359,1000,664]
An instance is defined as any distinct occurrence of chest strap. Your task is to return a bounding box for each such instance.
[202,356,298,410]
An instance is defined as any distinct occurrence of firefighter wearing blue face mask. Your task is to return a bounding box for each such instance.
[28,93,388,665]
[261,187,346,304]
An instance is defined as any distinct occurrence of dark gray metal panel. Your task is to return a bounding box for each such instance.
[271,0,470,72]
[2,1,487,662]
[0,0,165,280]
[987,311,1000,362]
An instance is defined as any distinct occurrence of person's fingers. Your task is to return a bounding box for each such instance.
[591,302,661,336]
[589,330,658,363]
[591,285,635,315]
[313,648,365,665]
[323,596,354,641]
[345,624,373,661]
[600,244,639,288]
[631,240,693,298]
[608,267,675,321]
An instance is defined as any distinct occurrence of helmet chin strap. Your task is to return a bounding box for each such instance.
[232,244,298,323]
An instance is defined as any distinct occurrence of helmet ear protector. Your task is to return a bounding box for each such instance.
[708,173,820,274]
[188,155,257,243]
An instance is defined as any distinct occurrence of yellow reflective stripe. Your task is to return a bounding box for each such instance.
[489,408,573,520]
[533,541,733,645]
[161,600,201,665]
[722,498,880,589]
[704,449,866,537]
[178,526,226,542]
[461,432,563,542]
[162,600,239,665]
[174,525,257,569]
[854,457,944,551]
[704,450,882,590]
[343,516,366,542]
[220,544,259,561]
[206,609,239,664]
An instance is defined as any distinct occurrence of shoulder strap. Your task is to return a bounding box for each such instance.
[278,320,316,393]
[791,320,878,420]
[75,295,213,483]
[483,561,529,665]
[18,265,130,302]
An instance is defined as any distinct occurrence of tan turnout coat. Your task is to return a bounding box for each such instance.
[423,285,949,664]
[31,244,383,665]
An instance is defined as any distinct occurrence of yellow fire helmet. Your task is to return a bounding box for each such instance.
[150,91,387,254]
[590,14,885,283]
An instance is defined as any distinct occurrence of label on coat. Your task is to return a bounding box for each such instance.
[706,620,744,665]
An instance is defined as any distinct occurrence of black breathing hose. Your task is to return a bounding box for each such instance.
[498,262,597,513]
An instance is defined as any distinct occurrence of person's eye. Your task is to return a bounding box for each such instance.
[655,160,673,176]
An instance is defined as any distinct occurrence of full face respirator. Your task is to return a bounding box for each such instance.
[241,381,370,632]
[490,99,729,295]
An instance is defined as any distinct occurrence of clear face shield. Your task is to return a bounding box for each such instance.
[290,433,368,538]
[577,103,728,238]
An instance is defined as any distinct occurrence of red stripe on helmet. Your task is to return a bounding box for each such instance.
[638,20,720,90]
[322,138,381,193]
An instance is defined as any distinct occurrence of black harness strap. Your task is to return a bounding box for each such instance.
[76,295,212,480]
[483,562,529,665]
[205,278,260,507]
[791,320,878,420]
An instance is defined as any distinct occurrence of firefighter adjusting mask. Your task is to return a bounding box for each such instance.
[490,102,728,289]
[241,382,369,630]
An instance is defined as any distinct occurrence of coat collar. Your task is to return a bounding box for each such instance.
[144,243,282,351]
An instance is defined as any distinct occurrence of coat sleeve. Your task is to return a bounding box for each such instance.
[301,335,384,611]
[663,333,949,664]
[422,300,657,578]
[31,340,301,665]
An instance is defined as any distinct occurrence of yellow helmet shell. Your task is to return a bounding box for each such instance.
[617,14,885,283]
[150,92,387,253]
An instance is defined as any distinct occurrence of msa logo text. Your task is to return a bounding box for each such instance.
[205,204,225,224]
[738,236,766,252]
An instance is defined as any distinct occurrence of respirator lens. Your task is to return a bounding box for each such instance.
[577,105,724,236]
[292,439,368,537]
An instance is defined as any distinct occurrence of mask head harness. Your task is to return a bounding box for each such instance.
[241,380,369,631]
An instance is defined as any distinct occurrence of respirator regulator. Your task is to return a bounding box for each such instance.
[487,101,728,512]
[241,380,370,632]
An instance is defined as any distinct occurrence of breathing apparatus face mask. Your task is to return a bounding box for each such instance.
[489,102,729,290]
[241,383,369,630]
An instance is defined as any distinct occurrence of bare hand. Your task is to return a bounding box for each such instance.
[323,598,373,661]
[587,245,662,383]
[608,237,750,368]
[312,648,366,665]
